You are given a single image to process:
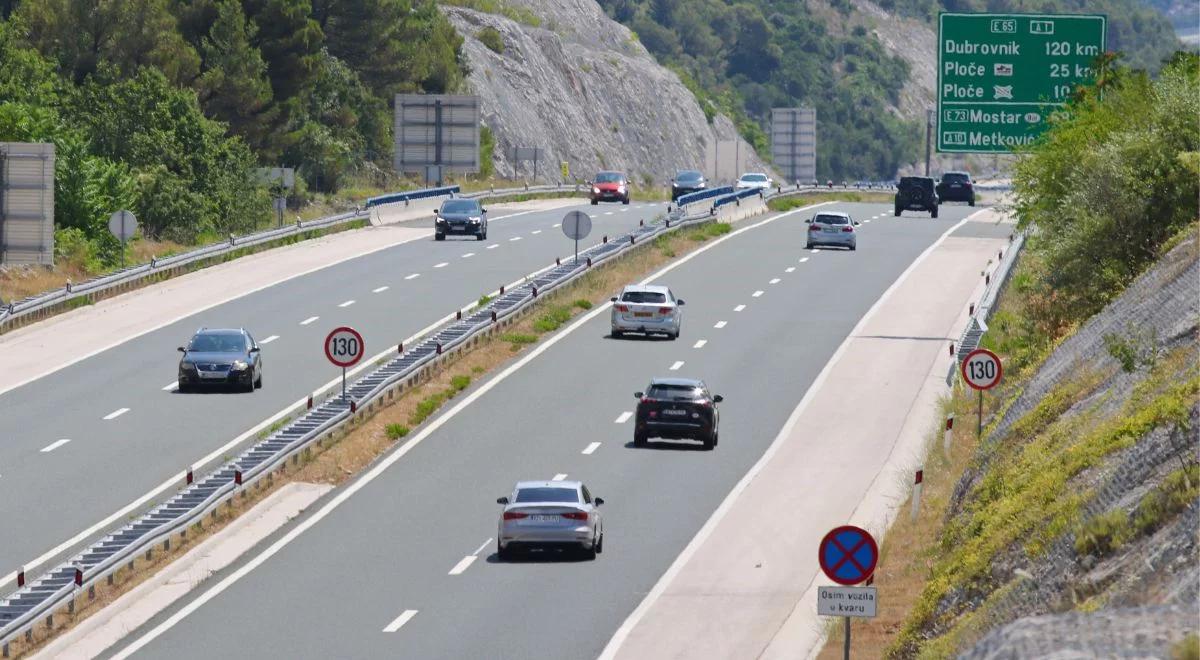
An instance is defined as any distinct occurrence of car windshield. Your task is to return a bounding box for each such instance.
[741,174,767,182]
[189,333,245,353]
[595,172,623,183]
[622,291,667,303]
[647,384,705,400]
[942,173,970,183]
[515,487,579,503]
[675,170,703,182]
[441,200,479,213]
[815,214,849,225]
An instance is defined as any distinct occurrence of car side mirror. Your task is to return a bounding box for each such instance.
[805,218,813,224]
[634,391,644,399]
[854,221,861,226]
[433,210,439,216]
[496,496,509,505]
[676,299,685,305]
[480,207,487,213]
[713,394,724,403]
[177,346,186,353]
[594,497,604,506]
[610,296,618,302]
[250,346,260,353]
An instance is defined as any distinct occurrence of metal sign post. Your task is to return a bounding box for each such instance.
[818,525,880,659]
[107,210,137,268]
[273,196,286,228]
[561,210,592,265]
[961,348,1003,437]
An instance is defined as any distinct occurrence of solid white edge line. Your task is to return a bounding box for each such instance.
[448,555,477,575]
[110,201,837,657]
[260,335,279,345]
[161,381,178,392]
[472,538,492,556]
[300,316,319,325]
[614,412,633,424]
[102,408,129,421]
[582,442,602,455]
[597,210,979,659]
[552,474,568,481]
[382,610,418,633]
[669,361,684,371]
[40,439,71,453]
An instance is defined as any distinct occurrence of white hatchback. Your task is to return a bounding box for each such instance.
[735,172,773,190]
[610,284,684,339]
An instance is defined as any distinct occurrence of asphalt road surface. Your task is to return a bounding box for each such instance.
[110,202,979,659]
[0,199,659,583]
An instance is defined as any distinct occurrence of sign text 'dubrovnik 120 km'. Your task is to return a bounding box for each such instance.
[938,13,1106,153]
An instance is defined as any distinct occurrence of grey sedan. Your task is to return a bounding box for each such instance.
[496,480,604,560]
[434,198,488,241]
[805,212,859,251]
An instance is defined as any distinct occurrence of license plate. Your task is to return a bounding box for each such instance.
[951,183,962,188]
[633,312,652,318]
[199,371,225,379]
[663,409,688,416]
[529,514,559,522]
[824,227,838,233]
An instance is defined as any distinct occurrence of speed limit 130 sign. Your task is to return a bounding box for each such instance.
[961,348,1002,390]
[325,326,365,368]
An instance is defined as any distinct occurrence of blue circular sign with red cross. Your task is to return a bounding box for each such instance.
[818,525,879,586]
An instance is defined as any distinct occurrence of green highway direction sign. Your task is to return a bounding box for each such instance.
[938,13,1106,153]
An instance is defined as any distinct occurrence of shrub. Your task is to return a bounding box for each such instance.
[450,375,471,392]
[385,423,410,440]
[573,298,593,310]
[477,27,504,54]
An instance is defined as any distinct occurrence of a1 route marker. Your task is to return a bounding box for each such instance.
[818,526,879,660]
[325,326,364,400]
[961,347,1002,436]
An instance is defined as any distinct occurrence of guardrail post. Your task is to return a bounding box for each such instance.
[4,640,10,657]
[555,257,560,266]
[531,286,538,298]
[88,584,95,600]
[969,302,975,316]
[235,469,242,486]
[186,467,193,485]
[944,414,955,457]
[602,236,607,244]
[949,341,955,357]
[985,272,991,286]
[630,236,635,245]
[499,285,505,295]
[491,311,497,323]
[307,394,313,410]
[350,400,357,413]
[456,310,462,321]
[228,233,235,247]
[398,342,404,354]
[436,343,443,355]
[998,249,1004,260]
[16,567,23,587]
[586,257,592,268]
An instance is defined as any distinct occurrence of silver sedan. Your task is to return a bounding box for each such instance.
[496,480,604,560]
[805,211,859,251]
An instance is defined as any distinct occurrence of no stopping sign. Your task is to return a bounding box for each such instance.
[961,348,1002,390]
[325,326,365,368]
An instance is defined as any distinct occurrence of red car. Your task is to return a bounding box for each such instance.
[590,171,630,205]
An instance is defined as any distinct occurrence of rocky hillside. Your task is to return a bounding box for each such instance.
[439,1,770,184]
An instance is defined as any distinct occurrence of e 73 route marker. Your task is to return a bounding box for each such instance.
[938,12,1106,153]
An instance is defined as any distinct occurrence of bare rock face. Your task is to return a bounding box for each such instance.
[440,2,773,184]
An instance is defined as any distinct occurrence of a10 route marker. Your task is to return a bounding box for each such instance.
[961,347,1003,436]
[325,326,364,400]
[818,526,880,659]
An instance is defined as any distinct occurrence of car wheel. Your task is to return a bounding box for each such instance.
[581,542,597,560]
[931,207,939,218]
[255,371,263,389]
[596,532,604,554]
[435,233,445,241]
[634,431,647,447]
[703,432,715,451]
[476,231,485,240]
[850,244,856,251]
[805,242,813,249]
[894,206,901,217]
[712,432,719,447]
[497,540,512,562]
[177,381,189,393]
[622,197,630,205]
[612,329,623,339]
[969,199,975,207]
[590,199,598,206]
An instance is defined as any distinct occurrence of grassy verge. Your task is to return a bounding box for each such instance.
[767,191,894,212]
[2,217,736,658]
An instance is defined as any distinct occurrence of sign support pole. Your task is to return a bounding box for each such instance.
[977,390,983,438]
[843,616,851,660]
[574,236,579,265]
[342,366,347,401]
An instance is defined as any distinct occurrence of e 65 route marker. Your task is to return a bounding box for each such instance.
[325,326,364,400]
[961,348,1003,437]
[818,525,879,659]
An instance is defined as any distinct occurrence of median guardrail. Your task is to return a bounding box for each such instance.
[947,230,1026,386]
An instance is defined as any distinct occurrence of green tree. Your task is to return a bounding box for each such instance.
[193,0,276,151]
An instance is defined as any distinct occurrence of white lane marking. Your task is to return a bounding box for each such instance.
[799,257,810,263]
[487,244,499,250]
[600,212,979,659]
[382,610,418,633]
[461,252,475,258]
[619,208,629,213]
[752,290,764,297]
[103,408,129,421]
[604,212,614,215]
[162,381,178,392]
[300,316,319,325]
[40,439,71,453]
[786,267,796,273]
[259,335,279,345]
[669,361,685,371]
[714,321,727,329]
[110,200,842,656]
[553,223,561,228]
[734,304,746,312]
[532,230,542,235]
[405,273,420,280]
[509,236,522,242]
[769,278,781,284]
[473,538,492,556]
[434,262,448,268]
[582,442,601,455]
[809,248,821,253]
[373,286,389,293]
[693,340,707,349]
[552,473,568,481]
[614,412,633,424]
[338,300,355,308]
[448,555,477,576]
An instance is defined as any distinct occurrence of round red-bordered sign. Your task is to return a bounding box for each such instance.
[961,348,1002,391]
[324,326,365,368]
[818,525,878,586]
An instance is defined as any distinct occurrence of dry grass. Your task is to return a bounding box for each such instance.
[3,218,733,657]
[0,238,188,303]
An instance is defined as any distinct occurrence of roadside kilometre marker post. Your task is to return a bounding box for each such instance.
[325,326,364,401]
[961,347,1002,437]
[818,526,879,659]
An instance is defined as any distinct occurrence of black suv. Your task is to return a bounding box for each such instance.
[936,171,975,206]
[670,169,707,201]
[177,328,262,392]
[894,176,939,218]
[633,378,723,450]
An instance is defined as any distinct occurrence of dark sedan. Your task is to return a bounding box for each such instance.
[670,169,707,201]
[435,198,488,241]
[633,377,722,450]
[177,328,262,393]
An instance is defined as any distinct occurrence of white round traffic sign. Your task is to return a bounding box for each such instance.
[561,211,592,240]
[325,326,365,368]
[108,210,137,242]
[961,348,1002,391]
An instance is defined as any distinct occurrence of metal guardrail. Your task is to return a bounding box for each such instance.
[0,189,752,655]
[675,186,733,207]
[365,185,461,208]
[948,231,1026,386]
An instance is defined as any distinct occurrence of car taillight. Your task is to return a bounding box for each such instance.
[658,307,672,314]
[641,397,656,404]
[561,512,588,520]
[697,399,711,408]
[616,304,629,312]
[648,411,657,418]
[842,226,854,233]
[809,224,821,231]
[503,512,527,520]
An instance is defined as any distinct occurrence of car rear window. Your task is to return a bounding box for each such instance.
[741,174,767,182]
[515,487,579,503]
[942,173,970,183]
[676,171,703,182]
[595,172,624,183]
[441,200,479,213]
[647,384,704,400]
[622,291,667,303]
[190,333,245,353]
[815,215,848,225]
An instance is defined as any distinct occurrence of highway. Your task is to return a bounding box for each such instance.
[0,199,659,583]
[109,202,981,659]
